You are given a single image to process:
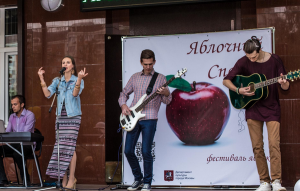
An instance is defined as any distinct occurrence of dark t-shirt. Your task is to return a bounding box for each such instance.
[224,53,287,122]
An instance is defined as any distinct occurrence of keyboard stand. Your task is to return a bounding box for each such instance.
[0,142,43,189]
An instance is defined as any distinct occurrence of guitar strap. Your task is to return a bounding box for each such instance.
[146,72,159,95]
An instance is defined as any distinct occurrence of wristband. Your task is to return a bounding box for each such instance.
[75,85,80,90]
[41,83,47,88]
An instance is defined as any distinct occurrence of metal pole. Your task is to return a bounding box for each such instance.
[31,145,43,187]
[272,27,276,54]
[56,121,61,188]
[20,142,27,188]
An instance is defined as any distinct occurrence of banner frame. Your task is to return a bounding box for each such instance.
[119,27,275,188]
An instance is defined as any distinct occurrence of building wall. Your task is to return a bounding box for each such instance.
[129,1,241,35]
[0,0,17,6]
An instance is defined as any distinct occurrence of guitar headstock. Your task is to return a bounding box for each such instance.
[287,69,300,81]
[174,68,187,78]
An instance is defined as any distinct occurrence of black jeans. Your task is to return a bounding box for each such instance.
[0,144,32,183]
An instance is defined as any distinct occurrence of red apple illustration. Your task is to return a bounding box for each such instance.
[166,82,230,145]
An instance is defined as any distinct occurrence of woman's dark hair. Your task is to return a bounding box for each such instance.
[140,49,156,62]
[62,56,77,76]
[243,36,261,54]
[11,95,25,108]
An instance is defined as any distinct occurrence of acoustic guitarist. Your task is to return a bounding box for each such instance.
[223,36,289,191]
[118,49,172,191]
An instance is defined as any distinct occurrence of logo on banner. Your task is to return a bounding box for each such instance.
[164,170,174,181]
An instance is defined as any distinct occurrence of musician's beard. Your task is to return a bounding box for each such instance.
[13,107,24,115]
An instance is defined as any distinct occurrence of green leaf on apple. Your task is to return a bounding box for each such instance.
[166,75,191,92]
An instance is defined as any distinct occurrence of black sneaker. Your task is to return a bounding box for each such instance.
[127,180,143,191]
[141,183,151,191]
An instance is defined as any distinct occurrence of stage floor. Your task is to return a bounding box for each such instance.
[0,185,295,191]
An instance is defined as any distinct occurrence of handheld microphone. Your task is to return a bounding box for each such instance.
[59,67,66,75]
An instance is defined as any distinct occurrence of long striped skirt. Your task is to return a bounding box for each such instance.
[45,106,81,179]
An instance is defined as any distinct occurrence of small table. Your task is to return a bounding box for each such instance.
[0,132,44,189]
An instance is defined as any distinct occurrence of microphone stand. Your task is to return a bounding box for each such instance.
[49,74,63,113]
[53,75,64,190]
[55,121,63,190]
[35,74,68,191]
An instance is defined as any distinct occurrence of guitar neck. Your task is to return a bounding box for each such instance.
[135,76,176,112]
[254,75,288,89]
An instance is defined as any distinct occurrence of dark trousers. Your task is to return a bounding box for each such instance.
[124,120,157,184]
[0,144,32,183]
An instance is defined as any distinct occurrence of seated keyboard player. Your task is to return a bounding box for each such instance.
[0,95,35,186]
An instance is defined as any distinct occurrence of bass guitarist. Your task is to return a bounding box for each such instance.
[118,49,172,191]
[223,36,289,191]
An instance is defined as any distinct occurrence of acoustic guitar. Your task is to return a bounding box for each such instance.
[229,70,300,109]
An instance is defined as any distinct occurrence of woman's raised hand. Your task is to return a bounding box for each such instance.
[78,67,88,79]
[38,67,45,79]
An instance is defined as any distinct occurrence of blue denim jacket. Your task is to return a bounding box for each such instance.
[47,75,84,117]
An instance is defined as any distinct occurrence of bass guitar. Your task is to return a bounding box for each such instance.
[120,68,187,131]
[229,70,300,109]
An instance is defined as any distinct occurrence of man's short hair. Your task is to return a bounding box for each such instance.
[243,36,261,54]
[140,49,156,62]
[11,95,25,108]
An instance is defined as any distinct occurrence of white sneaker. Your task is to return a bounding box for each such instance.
[141,183,151,191]
[256,181,271,191]
[127,180,143,191]
[271,179,286,191]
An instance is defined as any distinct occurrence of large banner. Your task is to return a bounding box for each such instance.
[122,28,273,186]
